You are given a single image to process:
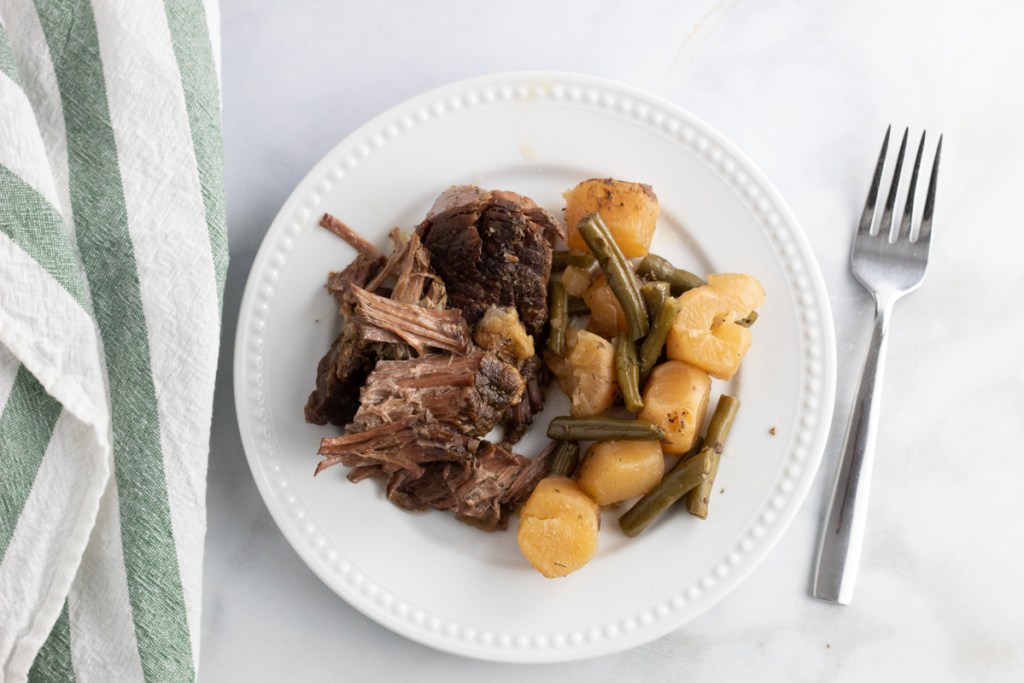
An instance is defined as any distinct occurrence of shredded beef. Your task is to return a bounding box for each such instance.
[349,286,471,356]
[389,440,552,531]
[305,227,444,426]
[319,421,552,531]
[319,213,383,259]
[308,189,561,528]
[351,352,524,435]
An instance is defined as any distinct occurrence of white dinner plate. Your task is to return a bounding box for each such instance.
[234,71,837,662]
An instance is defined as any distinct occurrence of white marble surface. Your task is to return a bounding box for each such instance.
[203,0,1024,680]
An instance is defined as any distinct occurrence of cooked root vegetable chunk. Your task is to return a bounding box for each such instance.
[577,440,665,505]
[666,273,765,380]
[473,305,535,361]
[545,328,618,417]
[518,477,600,578]
[564,178,659,257]
[638,360,710,454]
[583,276,626,339]
[561,264,594,299]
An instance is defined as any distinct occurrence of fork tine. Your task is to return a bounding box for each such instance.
[918,134,942,243]
[858,125,891,235]
[879,127,909,238]
[897,131,926,242]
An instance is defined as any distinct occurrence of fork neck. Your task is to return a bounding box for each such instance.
[866,293,898,366]
[872,291,899,326]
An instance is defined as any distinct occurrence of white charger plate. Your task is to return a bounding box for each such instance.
[234,72,836,662]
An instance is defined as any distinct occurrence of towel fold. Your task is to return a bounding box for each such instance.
[0,1,225,680]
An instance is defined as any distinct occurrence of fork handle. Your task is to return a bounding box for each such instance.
[813,297,893,604]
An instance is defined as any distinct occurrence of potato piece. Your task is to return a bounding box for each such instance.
[666,273,765,380]
[564,178,659,258]
[518,477,600,578]
[561,264,594,299]
[577,440,665,506]
[638,360,711,454]
[544,327,618,417]
[473,305,535,361]
[582,275,626,339]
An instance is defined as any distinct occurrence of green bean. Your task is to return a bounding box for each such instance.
[576,214,649,341]
[637,253,705,295]
[547,416,665,442]
[618,439,711,537]
[735,311,758,328]
[547,281,568,355]
[615,335,644,413]
[638,296,681,384]
[640,281,671,324]
[566,296,590,317]
[547,440,580,478]
[552,250,597,271]
[686,395,741,519]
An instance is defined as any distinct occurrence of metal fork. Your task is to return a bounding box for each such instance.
[812,126,942,604]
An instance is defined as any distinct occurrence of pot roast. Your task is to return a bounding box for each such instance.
[305,186,560,529]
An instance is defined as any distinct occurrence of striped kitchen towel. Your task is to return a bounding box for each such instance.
[0,1,225,681]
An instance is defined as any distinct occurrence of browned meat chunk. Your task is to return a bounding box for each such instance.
[500,355,547,445]
[304,240,390,426]
[303,325,394,427]
[415,186,562,337]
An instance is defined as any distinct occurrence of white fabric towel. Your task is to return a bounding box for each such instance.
[0,1,225,680]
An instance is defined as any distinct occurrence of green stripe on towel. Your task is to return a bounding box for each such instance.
[163,0,229,309]
[33,1,194,680]
[0,164,87,309]
[28,601,75,683]
[0,364,62,559]
[0,22,23,88]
